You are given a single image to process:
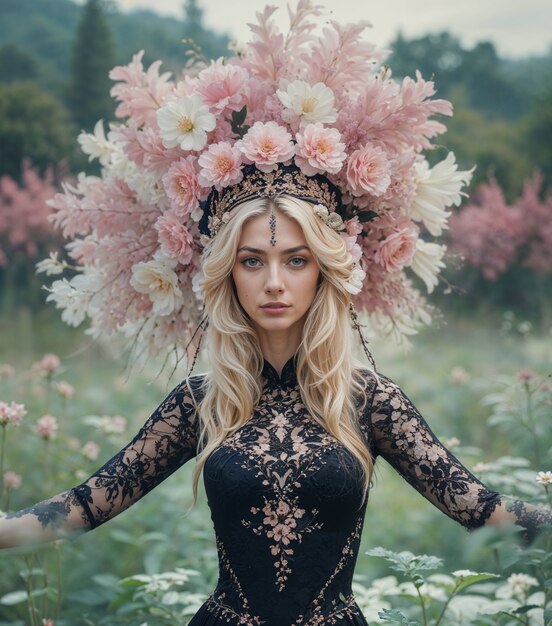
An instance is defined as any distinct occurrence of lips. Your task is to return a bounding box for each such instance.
[261,302,290,309]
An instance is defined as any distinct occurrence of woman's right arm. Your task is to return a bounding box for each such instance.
[0,374,204,549]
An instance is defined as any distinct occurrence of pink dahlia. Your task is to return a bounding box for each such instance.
[162,156,200,219]
[196,61,248,114]
[374,225,418,273]
[295,123,346,176]
[155,212,195,266]
[239,121,294,173]
[198,142,243,190]
[346,144,392,197]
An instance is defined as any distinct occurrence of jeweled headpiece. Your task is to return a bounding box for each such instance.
[40,0,474,366]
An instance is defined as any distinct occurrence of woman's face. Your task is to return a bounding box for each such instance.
[231,208,321,339]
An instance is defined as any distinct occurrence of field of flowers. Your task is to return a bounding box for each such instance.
[0,308,550,626]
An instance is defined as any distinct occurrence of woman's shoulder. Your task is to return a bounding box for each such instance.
[353,368,407,412]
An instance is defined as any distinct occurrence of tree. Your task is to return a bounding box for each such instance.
[181,0,230,61]
[0,44,38,84]
[0,82,74,180]
[68,0,115,132]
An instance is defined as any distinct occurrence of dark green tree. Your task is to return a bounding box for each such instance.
[0,44,38,83]
[68,0,115,131]
[0,82,74,180]
[181,0,230,61]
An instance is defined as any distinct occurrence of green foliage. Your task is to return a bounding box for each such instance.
[0,44,38,84]
[0,82,74,179]
[68,0,116,132]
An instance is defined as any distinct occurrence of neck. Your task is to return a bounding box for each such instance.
[255,325,302,376]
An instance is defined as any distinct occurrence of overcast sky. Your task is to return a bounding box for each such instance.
[112,0,552,58]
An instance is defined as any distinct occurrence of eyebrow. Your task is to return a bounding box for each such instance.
[237,245,310,255]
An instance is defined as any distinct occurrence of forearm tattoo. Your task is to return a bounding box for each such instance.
[6,490,90,531]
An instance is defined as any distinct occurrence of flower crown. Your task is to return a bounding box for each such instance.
[40,0,474,366]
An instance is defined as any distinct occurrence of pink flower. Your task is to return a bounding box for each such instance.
[36,415,59,440]
[56,381,75,399]
[517,369,535,382]
[239,121,294,173]
[295,123,346,176]
[155,212,195,265]
[198,142,243,190]
[162,157,201,219]
[0,364,15,380]
[82,441,101,461]
[374,225,418,273]
[3,470,22,490]
[42,620,55,626]
[39,353,60,375]
[196,60,248,114]
[0,401,26,426]
[346,144,391,197]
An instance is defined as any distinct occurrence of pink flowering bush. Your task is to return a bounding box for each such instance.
[41,2,473,362]
[449,174,552,281]
[0,160,62,267]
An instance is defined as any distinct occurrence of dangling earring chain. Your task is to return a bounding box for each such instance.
[348,303,377,371]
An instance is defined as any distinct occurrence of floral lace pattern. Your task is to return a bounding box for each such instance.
[62,357,547,626]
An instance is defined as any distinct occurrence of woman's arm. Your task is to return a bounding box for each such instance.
[363,374,551,536]
[0,374,205,549]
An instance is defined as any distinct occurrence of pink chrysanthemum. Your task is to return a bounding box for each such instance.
[374,223,418,273]
[155,212,195,266]
[196,61,249,114]
[198,142,243,190]
[346,144,392,197]
[295,123,346,176]
[239,121,294,173]
[162,156,201,219]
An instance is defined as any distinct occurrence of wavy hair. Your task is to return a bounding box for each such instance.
[186,195,374,513]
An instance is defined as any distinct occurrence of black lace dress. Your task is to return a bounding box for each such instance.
[69,357,503,626]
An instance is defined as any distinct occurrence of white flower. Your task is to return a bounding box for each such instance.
[82,441,101,461]
[411,152,475,236]
[411,240,446,294]
[344,266,366,295]
[313,204,345,231]
[131,256,184,316]
[192,270,204,303]
[443,437,461,449]
[277,80,337,127]
[156,95,216,151]
[452,569,479,578]
[536,470,552,485]
[46,274,98,327]
[506,573,539,595]
[36,251,68,276]
[473,462,489,473]
[77,119,118,167]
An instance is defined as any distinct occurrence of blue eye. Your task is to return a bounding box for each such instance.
[289,257,306,267]
[243,258,261,268]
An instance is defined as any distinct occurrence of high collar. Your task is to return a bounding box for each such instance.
[261,354,298,389]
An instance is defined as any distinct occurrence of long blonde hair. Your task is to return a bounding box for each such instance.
[187,195,374,512]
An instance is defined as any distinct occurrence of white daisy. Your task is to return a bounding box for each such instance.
[156,95,216,152]
[277,80,337,127]
[130,255,184,316]
[411,240,446,294]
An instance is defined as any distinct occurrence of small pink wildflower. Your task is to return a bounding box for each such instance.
[0,364,15,379]
[56,381,75,399]
[82,441,101,461]
[517,369,535,382]
[162,156,201,219]
[295,123,346,176]
[36,415,59,440]
[42,620,55,626]
[239,121,294,173]
[374,225,418,273]
[196,61,248,114]
[346,144,391,197]
[198,141,243,190]
[154,212,195,266]
[3,470,22,490]
[39,354,60,375]
[0,401,27,426]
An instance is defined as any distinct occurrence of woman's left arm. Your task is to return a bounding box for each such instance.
[365,374,551,539]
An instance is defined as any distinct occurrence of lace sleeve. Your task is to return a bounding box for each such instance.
[69,374,205,530]
[363,374,501,530]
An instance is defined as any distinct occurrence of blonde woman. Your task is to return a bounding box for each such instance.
[1,188,550,626]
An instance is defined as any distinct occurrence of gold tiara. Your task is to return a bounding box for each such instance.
[201,164,342,238]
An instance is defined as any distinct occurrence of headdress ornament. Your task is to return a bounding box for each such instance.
[40,0,474,368]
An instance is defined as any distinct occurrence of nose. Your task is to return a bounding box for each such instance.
[264,262,284,294]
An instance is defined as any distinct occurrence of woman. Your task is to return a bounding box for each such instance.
[1,186,550,625]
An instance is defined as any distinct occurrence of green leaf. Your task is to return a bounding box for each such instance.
[356,210,378,223]
[543,607,552,625]
[512,604,541,614]
[231,105,247,127]
[455,573,501,593]
[378,608,420,625]
[0,590,28,605]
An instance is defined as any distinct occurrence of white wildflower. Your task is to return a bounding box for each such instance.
[156,95,216,151]
[131,255,184,316]
[77,119,118,167]
[411,240,446,294]
[506,573,539,595]
[277,80,337,127]
[36,251,68,276]
[344,266,366,295]
[536,470,552,485]
[411,152,475,236]
[46,271,102,327]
